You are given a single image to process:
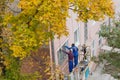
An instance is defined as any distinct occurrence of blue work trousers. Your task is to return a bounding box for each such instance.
[74,55,78,67]
[69,60,73,72]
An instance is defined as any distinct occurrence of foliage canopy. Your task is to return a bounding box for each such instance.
[1,0,115,59]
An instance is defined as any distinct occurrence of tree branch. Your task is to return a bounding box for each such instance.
[69,7,82,12]
[6,3,21,13]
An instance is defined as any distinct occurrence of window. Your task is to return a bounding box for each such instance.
[99,33,102,46]
[108,18,111,26]
[92,40,94,48]
[92,40,95,56]
[74,28,79,44]
[92,50,94,56]
[84,23,88,41]
[57,41,68,65]
[98,29,102,46]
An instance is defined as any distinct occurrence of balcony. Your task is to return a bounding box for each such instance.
[64,56,91,80]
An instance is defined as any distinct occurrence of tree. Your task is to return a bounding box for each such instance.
[2,0,115,59]
[99,16,120,79]
[99,17,120,49]
[0,0,12,76]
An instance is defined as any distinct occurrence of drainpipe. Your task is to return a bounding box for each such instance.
[51,40,55,63]
[49,39,55,80]
[84,22,88,43]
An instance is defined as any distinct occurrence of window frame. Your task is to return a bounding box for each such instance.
[84,23,88,41]
[74,28,80,44]
[57,41,68,65]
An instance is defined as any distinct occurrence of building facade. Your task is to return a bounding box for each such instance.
[50,7,104,80]
[50,0,120,80]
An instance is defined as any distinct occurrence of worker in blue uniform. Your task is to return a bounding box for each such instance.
[65,43,79,67]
